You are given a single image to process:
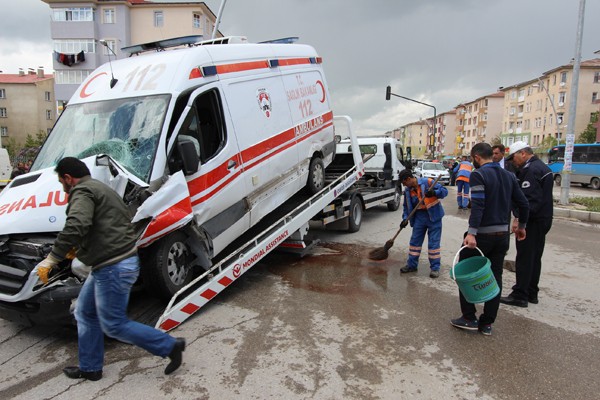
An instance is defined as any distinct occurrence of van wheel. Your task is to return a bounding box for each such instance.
[348,195,363,233]
[554,174,562,186]
[387,186,401,211]
[307,157,325,194]
[591,177,600,190]
[141,232,194,300]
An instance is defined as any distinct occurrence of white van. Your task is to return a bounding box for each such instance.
[0,148,10,188]
[0,36,336,324]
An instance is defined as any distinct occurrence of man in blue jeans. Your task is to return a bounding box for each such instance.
[35,157,185,381]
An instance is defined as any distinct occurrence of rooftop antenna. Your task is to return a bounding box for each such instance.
[98,39,118,88]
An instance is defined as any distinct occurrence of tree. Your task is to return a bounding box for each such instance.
[3,138,19,161]
[24,131,47,148]
[577,112,599,144]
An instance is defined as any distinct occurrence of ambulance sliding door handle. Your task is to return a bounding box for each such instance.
[227,160,237,170]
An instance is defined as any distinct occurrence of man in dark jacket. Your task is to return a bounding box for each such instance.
[451,143,529,335]
[35,157,185,381]
[500,142,554,307]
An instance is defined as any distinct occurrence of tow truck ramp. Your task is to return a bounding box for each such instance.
[156,116,363,332]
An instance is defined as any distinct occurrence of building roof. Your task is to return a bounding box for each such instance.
[542,57,600,76]
[0,73,54,84]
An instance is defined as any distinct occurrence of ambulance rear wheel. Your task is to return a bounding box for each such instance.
[142,232,194,300]
[348,195,363,233]
[307,156,325,194]
[387,186,401,211]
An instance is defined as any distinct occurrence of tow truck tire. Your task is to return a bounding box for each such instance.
[554,174,562,186]
[306,156,325,194]
[348,195,363,233]
[387,186,401,211]
[591,177,600,190]
[141,232,194,300]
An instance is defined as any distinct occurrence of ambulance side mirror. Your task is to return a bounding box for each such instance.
[178,139,200,176]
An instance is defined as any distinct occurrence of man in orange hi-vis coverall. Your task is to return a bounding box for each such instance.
[453,156,473,209]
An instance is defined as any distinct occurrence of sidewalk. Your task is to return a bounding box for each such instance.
[553,205,600,223]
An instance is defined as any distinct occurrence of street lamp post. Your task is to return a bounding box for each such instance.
[533,79,562,143]
[386,86,436,157]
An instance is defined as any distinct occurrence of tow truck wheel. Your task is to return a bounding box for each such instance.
[554,174,562,186]
[387,186,401,211]
[141,232,193,300]
[306,156,325,194]
[348,195,363,233]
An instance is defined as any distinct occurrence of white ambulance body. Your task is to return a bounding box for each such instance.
[0,37,335,324]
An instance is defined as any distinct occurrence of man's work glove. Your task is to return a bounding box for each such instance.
[400,219,409,229]
[35,254,60,284]
[425,189,436,198]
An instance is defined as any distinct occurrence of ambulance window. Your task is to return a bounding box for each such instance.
[174,90,224,166]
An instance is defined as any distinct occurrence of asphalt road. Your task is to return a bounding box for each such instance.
[0,186,599,399]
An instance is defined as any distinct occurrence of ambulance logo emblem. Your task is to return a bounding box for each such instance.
[257,88,272,118]
[233,263,242,278]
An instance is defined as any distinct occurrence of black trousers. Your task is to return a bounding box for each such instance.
[511,218,553,300]
[458,233,510,326]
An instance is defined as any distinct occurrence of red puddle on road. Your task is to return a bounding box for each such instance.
[265,243,402,296]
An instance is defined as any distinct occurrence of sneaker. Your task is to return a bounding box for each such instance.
[478,324,492,336]
[429,270,440,278]
[400,266,418,273]
[450,316,479,331]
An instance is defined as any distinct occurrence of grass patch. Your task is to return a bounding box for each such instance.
[569,197,600,212]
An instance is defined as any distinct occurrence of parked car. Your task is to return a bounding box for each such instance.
[413,161,450,185]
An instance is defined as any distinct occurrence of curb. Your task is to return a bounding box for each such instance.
[554,207,600,223]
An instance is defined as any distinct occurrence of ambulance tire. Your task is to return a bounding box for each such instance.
[387,186,401,211]
[141,232,194,300]
[306,156,325,194]
[348,195,363,233]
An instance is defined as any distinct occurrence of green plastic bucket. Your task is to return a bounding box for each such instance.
[450,246,499,304]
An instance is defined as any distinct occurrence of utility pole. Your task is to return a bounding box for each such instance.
[560,0,586,205]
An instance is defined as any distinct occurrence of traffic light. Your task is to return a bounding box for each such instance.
[386,86,391,101]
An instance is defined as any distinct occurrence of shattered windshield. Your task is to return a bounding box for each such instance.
[33,94,170,182]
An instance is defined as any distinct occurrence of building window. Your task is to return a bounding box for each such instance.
[561,71,567,84]
[52,7,94,22]
[53,39,96,54]
[193,12,202,28]
[558,92,566,105]
[0,127,7,137]
[593,92,598,103]
[154,11,164,27]
[46,110,52,120]
[102,40,117,56]
[103,8,115,24]
[0,89,5,99]
[45,91,51,102]
[0,108,6,118]
[55,70,91,85]
[595,72,600,83]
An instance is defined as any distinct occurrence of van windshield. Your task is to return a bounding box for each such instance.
[33,94,170,182]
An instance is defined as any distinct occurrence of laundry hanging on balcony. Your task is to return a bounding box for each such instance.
[54,51,85,67]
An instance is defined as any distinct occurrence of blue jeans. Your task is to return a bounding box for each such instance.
[456,180,470,208]
[407,211,442,271]
[75,255,176,372]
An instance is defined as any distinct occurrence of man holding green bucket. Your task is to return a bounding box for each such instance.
[450,143,529,336]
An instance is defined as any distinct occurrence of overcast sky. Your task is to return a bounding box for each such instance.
[2,0,600,135]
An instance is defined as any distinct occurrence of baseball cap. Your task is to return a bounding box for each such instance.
[507,141,530,160]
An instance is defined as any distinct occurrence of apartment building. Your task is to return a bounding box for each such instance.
[41,0,220,108]
[434,110,457,157]
[0,69,55,149]
[500,58,600,148]
[398,120,430,159]
[455,92,504,156]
